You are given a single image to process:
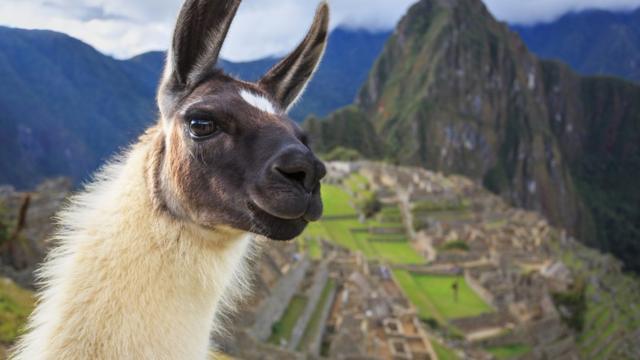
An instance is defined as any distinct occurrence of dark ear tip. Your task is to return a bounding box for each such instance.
[316,1,330,20]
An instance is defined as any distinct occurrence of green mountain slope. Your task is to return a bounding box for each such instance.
[514,8,640,83]
[307,0,640,272]
[0,27,155,188]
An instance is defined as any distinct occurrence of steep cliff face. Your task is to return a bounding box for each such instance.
[541,61,640,270]
[304,107,385,160]
[308,0,640,271]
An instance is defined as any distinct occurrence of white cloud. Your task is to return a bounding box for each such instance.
[0,0,417,61]
[222,0,418,60]
[0,0,639,61]
[0,0,174,59]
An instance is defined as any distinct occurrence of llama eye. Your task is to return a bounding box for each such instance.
[189,119,219,139]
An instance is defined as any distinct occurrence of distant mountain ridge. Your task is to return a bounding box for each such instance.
[307,0,640,272]
[513,7,640,83]
[0,26,389,188]
[0,27,155,188]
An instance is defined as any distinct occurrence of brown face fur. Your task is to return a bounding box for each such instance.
[151,0,329,241]
[158,76,324,240]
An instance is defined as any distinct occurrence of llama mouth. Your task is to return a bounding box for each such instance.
[247,191,322,222]
[247,201,309,222]
[246,201,309,241]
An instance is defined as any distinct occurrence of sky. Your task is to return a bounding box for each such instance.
[0,0,639,62]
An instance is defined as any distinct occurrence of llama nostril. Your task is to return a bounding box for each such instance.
[270,145,321,193]
[273,159,317,192]
[277,168,307,187]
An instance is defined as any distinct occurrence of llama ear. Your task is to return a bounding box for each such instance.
[258,2,330,112]
[165,0,241,87]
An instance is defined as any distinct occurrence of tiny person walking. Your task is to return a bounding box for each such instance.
[452,280,459,303]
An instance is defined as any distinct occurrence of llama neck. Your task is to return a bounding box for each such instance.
[13,137,253,360]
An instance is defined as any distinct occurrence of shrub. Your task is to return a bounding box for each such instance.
[0,277,35,344]
[356,192,382,218]
[412,199,470,213]
[551,277,587,332]
[322,146,362,162]
[440,240,470,252]
[422,317,439,329]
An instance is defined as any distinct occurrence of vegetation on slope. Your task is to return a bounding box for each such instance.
[555,241,640,358]
[431,339,460,360]
[303,183,423,265]
[297,279,336,352]
[514,8,640,83]
[0,277,34,345]
[268,295,309,346]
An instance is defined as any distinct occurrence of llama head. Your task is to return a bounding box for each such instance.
[154,0,328,241]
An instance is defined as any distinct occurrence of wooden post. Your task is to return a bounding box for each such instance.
[1,194,32,269]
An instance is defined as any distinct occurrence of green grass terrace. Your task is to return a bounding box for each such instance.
[268,295,308,346]
[431,339,460,360]
[393,270,494,326]
[0,277,34,347]
[301,183,424,265]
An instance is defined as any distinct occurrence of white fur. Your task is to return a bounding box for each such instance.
[10,141,253,360]
[240,89,277,115]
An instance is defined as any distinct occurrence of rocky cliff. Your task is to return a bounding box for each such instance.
[307,0,640,272]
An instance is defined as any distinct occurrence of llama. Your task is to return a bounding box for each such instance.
[11,0,329,358]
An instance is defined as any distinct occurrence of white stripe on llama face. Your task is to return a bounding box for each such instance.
[240,89,277,115]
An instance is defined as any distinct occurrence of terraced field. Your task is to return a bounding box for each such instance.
[0,277,34,355]
[393,270,493,323]
[297,279,336,352]
[431,339,460,360]
[557,243,640,359]
[268,295,308,346]
[301,182,423,265]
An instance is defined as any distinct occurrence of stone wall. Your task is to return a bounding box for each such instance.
[450,312,511,334]
[465,270,496,308]
[288,262,329,350]
[233,331,304,360]
[305,283,337,356]
[248,257,310,341]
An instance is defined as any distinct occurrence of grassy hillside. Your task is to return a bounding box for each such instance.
[303,181,423,265]
[0,277,34,354]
